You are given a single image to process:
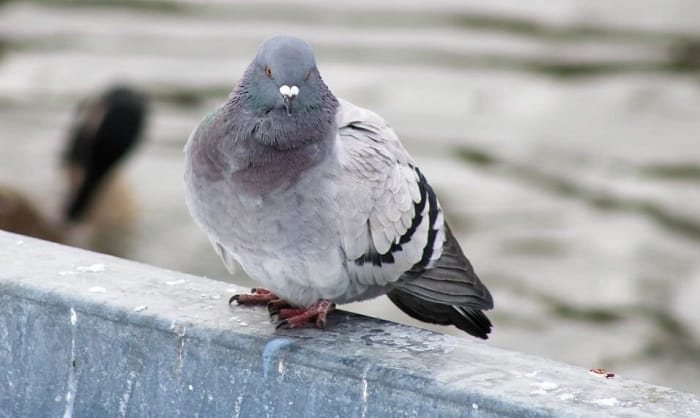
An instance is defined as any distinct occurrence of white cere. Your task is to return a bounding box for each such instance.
[279,85,299,97]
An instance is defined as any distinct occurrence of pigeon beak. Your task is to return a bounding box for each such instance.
[282,96,293,116]
[279,85,299,116]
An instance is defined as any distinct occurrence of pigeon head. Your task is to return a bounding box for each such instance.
[238,36,329,116]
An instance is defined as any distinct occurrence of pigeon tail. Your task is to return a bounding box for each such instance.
[388,223,493,339]
[387,290,492,339]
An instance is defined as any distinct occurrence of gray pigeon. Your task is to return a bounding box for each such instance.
[184,36,494,338]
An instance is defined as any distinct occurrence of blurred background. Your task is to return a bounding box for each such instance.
[0,0,699,393]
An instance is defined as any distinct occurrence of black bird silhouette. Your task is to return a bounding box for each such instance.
[0,85,148,244]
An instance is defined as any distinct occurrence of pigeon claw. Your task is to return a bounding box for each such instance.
[277,308,309,320]
[230,288,279,306]
[230,292,335,330]
[273,299,335,330]
[267,299,291,316]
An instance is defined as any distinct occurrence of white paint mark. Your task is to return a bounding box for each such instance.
[70,308,77,326]
[188,384,193,391]
[360,365,371,418]
[537,381,558,390]
[54,395,62,402]
[559,393,575,401]
[207,394,213,402]
[171,325,187,379]
[472,403,479,410]
[165,279,187,286]
[58,271,76,276]
[233,393,243,418]
[239,322,248,327]
[76,264,106,273]
[530,381,558,395]
[361,377,368,403]
[524,370,541,377]
[277,359,286,378]
[261,338,293,380]
[133,305,148,313]
[118,370,137,417]
[88,286,106,293]
[63,308,78,418]
[591,397,619,407]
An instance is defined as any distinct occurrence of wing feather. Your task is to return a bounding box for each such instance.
[335,99,443,286]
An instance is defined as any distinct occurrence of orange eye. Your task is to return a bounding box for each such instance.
[264,66,272,78]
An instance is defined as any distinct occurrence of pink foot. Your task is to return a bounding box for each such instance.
[275,299,335,329]
[230,290,335,330]
[229,288,280,305]
[266,299,292,315]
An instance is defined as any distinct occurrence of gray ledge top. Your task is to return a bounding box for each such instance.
[0,230,698,418]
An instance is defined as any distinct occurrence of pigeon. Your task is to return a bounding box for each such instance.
[184,36,494,338]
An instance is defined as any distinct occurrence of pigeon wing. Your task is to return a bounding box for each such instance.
[334,99,493,338]
[334,99,445,287]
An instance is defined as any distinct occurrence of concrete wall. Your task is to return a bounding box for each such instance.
[0,230,698,417]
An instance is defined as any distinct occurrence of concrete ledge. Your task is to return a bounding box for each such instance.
[0,230,698,417]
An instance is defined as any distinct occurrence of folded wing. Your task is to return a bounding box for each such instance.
[335,99,494,338]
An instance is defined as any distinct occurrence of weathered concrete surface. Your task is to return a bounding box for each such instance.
[0,230,698,418]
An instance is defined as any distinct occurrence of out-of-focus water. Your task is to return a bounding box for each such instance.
[1,0,699,393]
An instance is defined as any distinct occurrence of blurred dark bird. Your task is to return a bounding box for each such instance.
[62,85,148,223]
[0,85,148,248]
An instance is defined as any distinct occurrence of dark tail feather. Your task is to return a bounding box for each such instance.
[388,222,493,339]
[387,289,492,339]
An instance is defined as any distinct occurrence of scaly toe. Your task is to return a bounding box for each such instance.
[267,299,291,316]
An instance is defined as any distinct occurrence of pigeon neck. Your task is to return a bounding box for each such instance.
[229,63,339,150]
[214,91,338,193]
